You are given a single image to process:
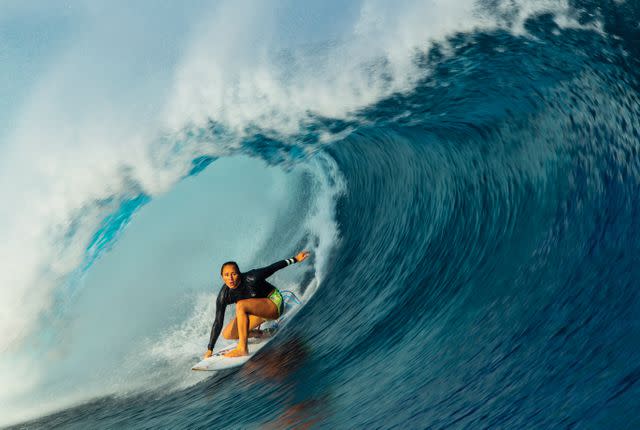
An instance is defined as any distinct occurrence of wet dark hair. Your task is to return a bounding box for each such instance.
[220,261,241,275]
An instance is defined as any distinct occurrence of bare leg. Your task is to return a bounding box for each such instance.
[236,307,250,353]
[222,315,264,339]
[224,298,279,357]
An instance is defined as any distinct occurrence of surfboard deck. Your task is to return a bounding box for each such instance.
[191,291,300,371]
[192,333,275,371]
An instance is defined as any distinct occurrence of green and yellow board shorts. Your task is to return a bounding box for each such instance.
[268,288,284,318]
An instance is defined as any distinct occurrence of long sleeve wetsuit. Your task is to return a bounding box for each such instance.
[207,258,297,351]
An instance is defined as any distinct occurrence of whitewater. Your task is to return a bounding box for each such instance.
[2,0,639,428]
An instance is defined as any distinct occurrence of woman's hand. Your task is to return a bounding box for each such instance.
[295,250,310,263]
[204,349,213,359]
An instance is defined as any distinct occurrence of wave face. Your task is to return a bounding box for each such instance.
[3,0,640,428]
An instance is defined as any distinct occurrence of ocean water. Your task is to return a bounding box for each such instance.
[2,1,640,429]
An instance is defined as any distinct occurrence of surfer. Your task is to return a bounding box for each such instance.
[204,251,310,358]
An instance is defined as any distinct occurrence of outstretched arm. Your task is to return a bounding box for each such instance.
[252,251,310,280]
[205,288,228,357]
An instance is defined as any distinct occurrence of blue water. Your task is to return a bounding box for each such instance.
[5,1,640,429]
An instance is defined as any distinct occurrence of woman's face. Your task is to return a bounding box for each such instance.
[222,264,240,288]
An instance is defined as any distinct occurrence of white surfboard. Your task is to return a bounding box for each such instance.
[191,291,301,371]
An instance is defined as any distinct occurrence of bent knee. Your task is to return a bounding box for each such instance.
[236,300,248,313]
[222,327,236,340]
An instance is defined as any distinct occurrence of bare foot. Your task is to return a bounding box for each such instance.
[224,348,248,358]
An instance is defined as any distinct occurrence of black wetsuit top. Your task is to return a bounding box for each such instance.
[207,258,297,350]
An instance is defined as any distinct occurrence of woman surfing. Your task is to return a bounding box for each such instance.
[204,250,310,358]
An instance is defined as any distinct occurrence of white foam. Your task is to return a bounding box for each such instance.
[165,0,584,138]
